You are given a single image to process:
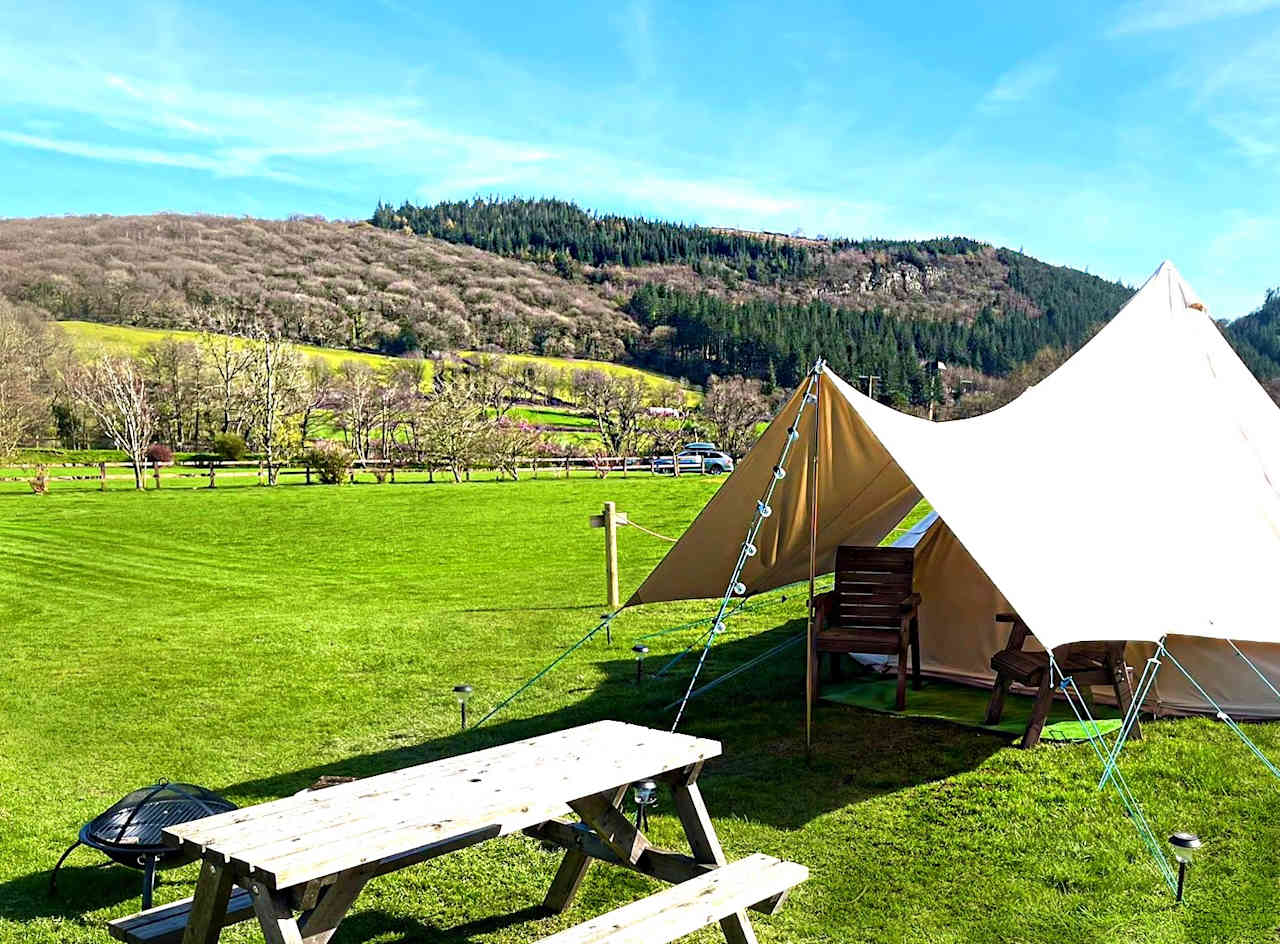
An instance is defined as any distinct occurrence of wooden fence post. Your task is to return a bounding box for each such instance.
[208,463,216,489]
[99,462,107,492]
[588,502,627,613]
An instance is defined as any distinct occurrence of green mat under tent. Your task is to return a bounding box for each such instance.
[821,675,1124,743]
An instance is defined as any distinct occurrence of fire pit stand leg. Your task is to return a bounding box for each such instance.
[48,840,83,896]
[141,855,157,911]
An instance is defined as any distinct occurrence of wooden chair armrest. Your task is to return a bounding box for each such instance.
[995,612,1030,651]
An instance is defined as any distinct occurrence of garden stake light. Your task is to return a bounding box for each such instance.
[1169,832,1202,903]
[453,684,473,731]
[632,780,657,830]
[632,644,649,683]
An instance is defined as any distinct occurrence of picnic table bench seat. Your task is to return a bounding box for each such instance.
[534,853,807,944]
[108,890,255,944]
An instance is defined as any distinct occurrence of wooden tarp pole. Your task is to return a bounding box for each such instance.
[805,367,822,755]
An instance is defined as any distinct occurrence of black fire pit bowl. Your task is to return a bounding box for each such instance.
[50,781,237,910]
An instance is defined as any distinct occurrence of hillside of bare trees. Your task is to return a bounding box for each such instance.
[0,206,1145,411]
[0,214,635,360]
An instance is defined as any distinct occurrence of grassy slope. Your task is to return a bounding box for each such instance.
[0,482,1276,943]
[59,320,694,401]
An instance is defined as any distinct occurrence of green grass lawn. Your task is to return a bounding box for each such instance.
[1,481,1278,943]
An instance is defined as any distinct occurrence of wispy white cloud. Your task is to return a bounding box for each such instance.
[1179,28,1280,162]
[0,130,310,185]
[618,0,658,81]
[1109,0,1280,35]
[979,59,1058,112]
[105,74,144,99]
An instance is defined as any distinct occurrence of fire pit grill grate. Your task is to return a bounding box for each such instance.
[50,781,236,909]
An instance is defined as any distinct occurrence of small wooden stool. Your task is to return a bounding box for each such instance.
[985,613,1142,748]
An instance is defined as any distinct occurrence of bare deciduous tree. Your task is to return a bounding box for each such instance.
[470,354,520,419]
[571,369,648,455]
[0,301,57,461]
[702,375,769,458]
[419,376,487,481]
[198,306,256,434]
[332,362,383,461]
[69,356,153,489]
[246,332,306,484]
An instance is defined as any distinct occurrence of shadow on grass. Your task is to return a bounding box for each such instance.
[211,619,1003,807]
[1,860,200,922]
[339,905,549,943]
[0,621,1006,933]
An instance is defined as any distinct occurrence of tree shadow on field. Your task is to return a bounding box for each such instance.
[0,621,1005,934]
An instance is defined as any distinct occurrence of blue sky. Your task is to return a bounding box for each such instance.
[2,0,1279,316]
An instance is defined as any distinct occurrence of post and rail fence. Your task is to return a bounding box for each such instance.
[6,453,728,492]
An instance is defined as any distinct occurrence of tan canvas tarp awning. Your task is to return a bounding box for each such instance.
[632,260,1280,656]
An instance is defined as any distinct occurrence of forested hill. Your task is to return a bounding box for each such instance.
[1225,290,1280,379]
[373,197,1135,395]
[0,204,1136,412]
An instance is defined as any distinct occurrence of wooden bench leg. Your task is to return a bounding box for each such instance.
[894,648,907,711]
[182,861,234,944]
[984,671,1011,725]
[1021,671,1054,749]
[250,883,304,944]
[910,616,922,691]
[298,868,371,944]
[809,641,821,700]
[542,784,627,914]
[672,782,759,944]
[1112,657,1144,742]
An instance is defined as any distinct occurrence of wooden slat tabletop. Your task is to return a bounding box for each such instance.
[164,721,720,892]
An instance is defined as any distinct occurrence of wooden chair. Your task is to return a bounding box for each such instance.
[985,612,1142,749]
[812,546,921,710]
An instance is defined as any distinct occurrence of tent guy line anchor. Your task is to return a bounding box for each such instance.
[1050,650,1180,895]
[669,357,825,733]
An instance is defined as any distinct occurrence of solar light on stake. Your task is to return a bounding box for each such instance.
[632,779,658,830]
[453,684,473,731]
[1169,832,1202,903]
[632,644,649,683]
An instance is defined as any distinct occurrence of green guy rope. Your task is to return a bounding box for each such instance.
[1163,646,1280,782]
[473,610,619,729]
[1098,647,1163,790]
[1226,638,1280,705]
[1051,654,1178,893]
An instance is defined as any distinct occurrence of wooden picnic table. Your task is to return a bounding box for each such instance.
[111,720,803,944]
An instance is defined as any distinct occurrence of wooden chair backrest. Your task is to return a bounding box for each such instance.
[832,546,914,630]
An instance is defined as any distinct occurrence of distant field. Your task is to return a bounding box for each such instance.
[58,322,697,405]
[460,350,702,404]
[59,320,401,372]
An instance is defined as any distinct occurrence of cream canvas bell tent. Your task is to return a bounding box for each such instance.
[631,261,1280,720]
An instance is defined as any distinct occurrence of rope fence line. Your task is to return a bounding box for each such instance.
[624,520,679,543]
